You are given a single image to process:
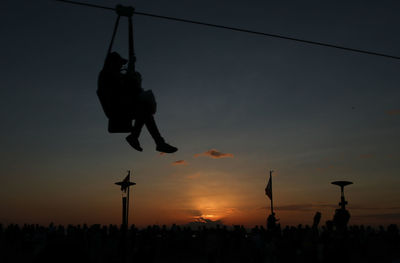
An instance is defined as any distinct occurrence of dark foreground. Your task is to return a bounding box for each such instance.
[1,223,399,263]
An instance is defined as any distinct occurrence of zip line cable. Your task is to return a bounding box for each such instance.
[55,0,400,61]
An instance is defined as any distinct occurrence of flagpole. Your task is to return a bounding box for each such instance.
[270,170,274,215]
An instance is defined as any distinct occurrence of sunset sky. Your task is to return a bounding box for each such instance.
[1,0,400,227]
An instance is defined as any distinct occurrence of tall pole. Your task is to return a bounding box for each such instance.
[122,196,127,227]
[340,185,344,209]
[114,171,136,263]
[270,170,274,215]
[115,171,136,228]
[126,170,130,226]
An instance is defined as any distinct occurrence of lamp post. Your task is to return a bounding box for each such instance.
[115,170,136,228]
[331,180,353,230]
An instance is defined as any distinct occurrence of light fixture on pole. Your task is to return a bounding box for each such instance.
[115,170,136,228]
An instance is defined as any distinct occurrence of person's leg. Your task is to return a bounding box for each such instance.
[144,115,164,145]
[145,115,178,153]
[126,114,177,153]
[126,118,145,151]
[131,118,145,138]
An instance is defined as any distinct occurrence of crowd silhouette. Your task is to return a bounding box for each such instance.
[1,219,399,263]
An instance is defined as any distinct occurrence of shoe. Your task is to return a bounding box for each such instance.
[156,142,178,153]
[126,134,143,152]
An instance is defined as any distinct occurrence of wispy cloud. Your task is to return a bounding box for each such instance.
[353,213,400,221]
[350,205,400,211]
[386,109,400,115]
[186,173,201,179]
[266,203,400,212]
[172,160,188,166]
[274,203,336,212]
[184,209,203,217]
[186,217,224,228]
[194,149,234,159]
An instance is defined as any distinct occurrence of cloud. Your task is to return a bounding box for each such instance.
[352,213,400,221]
[350,205,400,211]
[386,109,400,115]
[185,217,224,228]
[265,203,400,212]
[195,217,224,224]
[186,173,201,179]
[172,160,188,166]
[184,209,203,217]
[275,203,337,212]
[194,149,234,159]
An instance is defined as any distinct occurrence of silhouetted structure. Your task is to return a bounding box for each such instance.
[331,181,353,231]
[97,4,177,153]
[265,170,279,232]
[115,171,136,228]
[114,170,136,263]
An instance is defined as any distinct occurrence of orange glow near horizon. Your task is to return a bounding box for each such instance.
[2,169,400,228]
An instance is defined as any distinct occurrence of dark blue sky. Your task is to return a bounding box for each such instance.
[1,0,399,226]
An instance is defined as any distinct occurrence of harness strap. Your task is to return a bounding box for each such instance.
[128,16,136,73]
[106,15,121,57]
[105,9,136,72]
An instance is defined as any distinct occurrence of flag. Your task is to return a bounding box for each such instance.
[265,175,272,200]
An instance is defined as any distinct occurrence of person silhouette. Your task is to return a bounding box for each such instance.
[98,52,178,153]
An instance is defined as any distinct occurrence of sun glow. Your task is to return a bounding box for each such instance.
[201,214,216,219]
[191,198,237,222]
[177,171,264,226]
